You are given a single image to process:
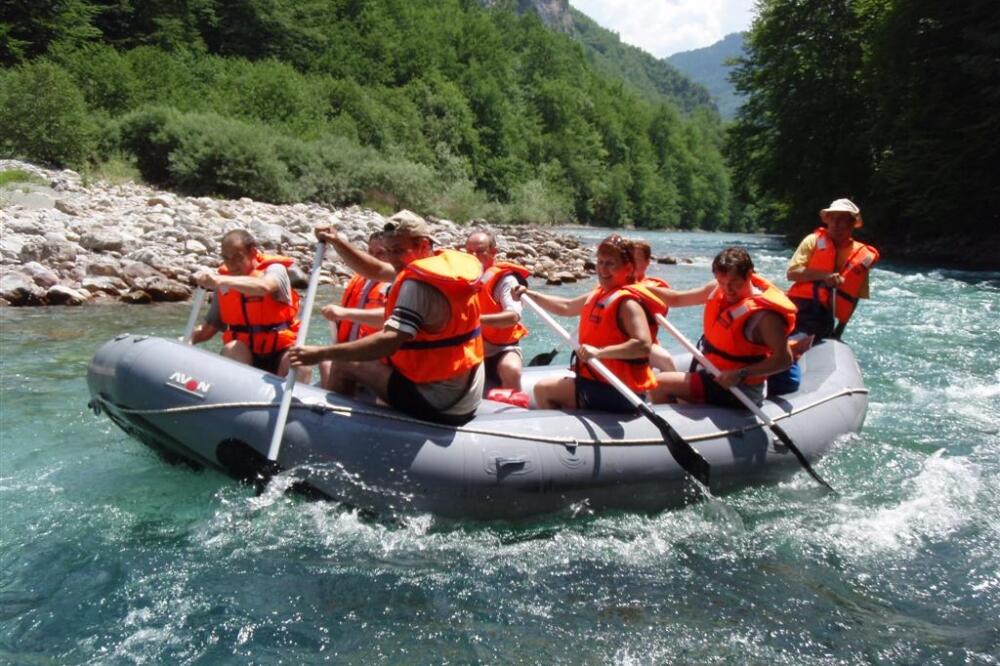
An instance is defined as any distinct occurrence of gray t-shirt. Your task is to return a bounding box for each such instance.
[384,279,484,415]
[484,273,524,359]
[205,264,293,328]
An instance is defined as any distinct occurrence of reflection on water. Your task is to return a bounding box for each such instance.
[1,230,998,663]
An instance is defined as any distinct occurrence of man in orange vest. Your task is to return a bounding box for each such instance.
[786,198,880,341]
[190,229,304,378]
[647,247,796,407]
[289,214,485,426]
[321,230,391,344]
[465,230,528,390]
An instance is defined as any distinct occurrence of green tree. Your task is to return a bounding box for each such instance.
[0,60,95,167]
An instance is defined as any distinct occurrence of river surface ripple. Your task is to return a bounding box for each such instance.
[2,231,998,664]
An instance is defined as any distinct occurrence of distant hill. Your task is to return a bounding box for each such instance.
[484,0,716,113]
[666,32,746,119]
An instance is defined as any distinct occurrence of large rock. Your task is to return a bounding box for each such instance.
[21,261,60,288]
[1,270,46,305]
[131,275,191,302]
[80,229,124,252]
[82,275,128,295]
[46,284,88,305]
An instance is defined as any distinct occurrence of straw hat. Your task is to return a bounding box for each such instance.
[819,198,863,228]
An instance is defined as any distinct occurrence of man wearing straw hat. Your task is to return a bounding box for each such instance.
[768,198,881,397]
[786,198,880,341]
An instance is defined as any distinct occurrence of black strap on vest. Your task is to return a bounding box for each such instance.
[698,336,766,365]
[227,321,293,334]
[399,327,481,350]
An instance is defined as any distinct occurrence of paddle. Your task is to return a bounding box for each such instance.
[182,287,207,344]
[655,313,834,491]
[521,294,710,486]
[265,241,326,463]
[527,348,559,366]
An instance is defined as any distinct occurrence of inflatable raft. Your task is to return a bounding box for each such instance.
[87,335,868,520]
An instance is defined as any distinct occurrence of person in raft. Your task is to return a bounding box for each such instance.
[190,229,306,379]
[315,230,392,388]
[631,239,677,372]
[289,214,485,426]
[513,234,665,413]
[465,229,529,391]
[645,247,796,407]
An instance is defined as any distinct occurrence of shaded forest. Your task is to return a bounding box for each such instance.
[728,0,1000,268]
[0,0,734,231]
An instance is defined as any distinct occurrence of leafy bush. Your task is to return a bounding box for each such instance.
[0,61,95,168]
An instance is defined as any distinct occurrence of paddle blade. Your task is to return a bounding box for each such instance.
[527,348,559,367]
[637,403,710,486]
[769,423,835,492]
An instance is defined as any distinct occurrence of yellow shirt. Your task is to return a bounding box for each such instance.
[788,233,870,299]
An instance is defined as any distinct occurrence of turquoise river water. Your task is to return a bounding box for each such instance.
[2,230,999,664]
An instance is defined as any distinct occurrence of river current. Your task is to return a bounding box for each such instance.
[2,230,998,664]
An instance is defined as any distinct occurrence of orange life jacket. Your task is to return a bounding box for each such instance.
[640,276,671,341]
[479,261,530,345]
[384,249,484,383]
[337,274,387,342]
[701,274,796,385]
[218,253,300,355]
[786,227,880,325]
[575,284,665,393]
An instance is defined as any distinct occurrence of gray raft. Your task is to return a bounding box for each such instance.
[87,335,868,520]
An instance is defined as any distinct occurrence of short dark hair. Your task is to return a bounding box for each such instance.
[712,246,754,278]
[221,229,256,252]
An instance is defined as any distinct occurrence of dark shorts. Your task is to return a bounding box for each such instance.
[484,347,520,385]
[386,370,476,426]
[790,297,836,340]
[251,351,285,375]
[575,376,641,414]
[767,362,801,397]
[689,370,763,408]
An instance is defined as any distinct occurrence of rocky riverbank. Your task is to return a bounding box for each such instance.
[0,161,605,307]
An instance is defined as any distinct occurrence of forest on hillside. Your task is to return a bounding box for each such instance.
[728,0,999,266]
[0,0,735,231]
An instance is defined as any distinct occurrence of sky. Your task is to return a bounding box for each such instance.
[571,0,756,58]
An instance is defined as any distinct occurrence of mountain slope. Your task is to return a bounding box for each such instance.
[666,32,745,119]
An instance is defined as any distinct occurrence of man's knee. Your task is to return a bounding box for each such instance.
[221,340,252,363]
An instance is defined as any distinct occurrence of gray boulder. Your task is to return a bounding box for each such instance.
[1,270,46,305]
[46,284,88,305]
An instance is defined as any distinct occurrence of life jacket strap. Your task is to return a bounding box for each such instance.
[698,335,766,364]
[227,321,293,334]
[400,327,481,350]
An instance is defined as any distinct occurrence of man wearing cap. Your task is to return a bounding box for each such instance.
[289,213,486,426]
[786,198,880,341]
[465,230,528,391]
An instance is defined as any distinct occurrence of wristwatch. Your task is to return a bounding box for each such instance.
[737,368,750,382]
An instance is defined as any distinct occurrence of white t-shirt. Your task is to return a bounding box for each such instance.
[384,279,484,415]
[484,273,524,358]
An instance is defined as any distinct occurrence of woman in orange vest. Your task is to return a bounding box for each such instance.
[786,198,880,340]
[646,247,796,407]
[191,229,304,378]
[517,235,663,413]
[632,239,677,372]
[290,215,485,426]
